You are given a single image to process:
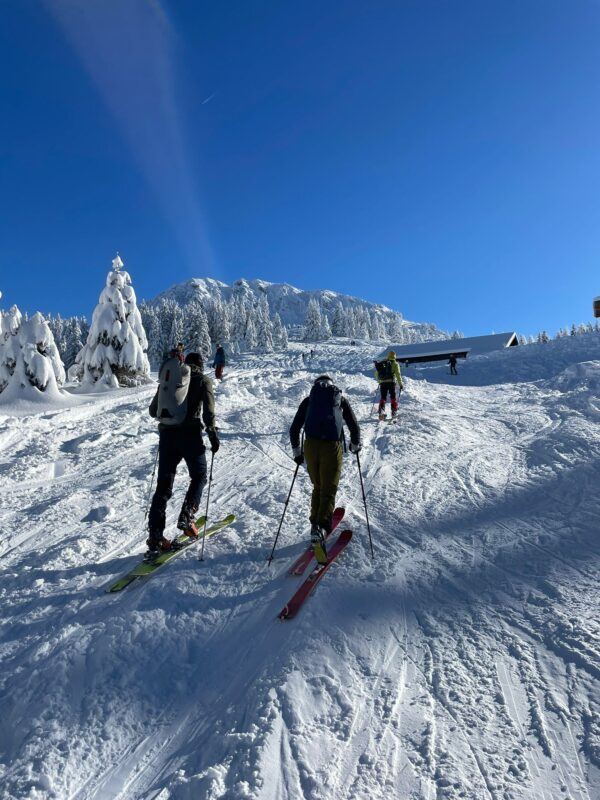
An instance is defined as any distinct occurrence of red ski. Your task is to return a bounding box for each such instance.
[288,507,345,576]
[279,529,352,620]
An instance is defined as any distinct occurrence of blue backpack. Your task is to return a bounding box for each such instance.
[304,380,343,441]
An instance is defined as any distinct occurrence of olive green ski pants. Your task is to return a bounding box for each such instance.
[304,437,343,531]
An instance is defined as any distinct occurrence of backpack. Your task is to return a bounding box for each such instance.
[375,360,393,382]
[304,380,343,441]
[156,357,191,425]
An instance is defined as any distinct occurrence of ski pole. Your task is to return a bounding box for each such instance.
[267,463,300,565]
[143,444,160,521]
[370,387,379,417]
[199,451,215,561]
[356,451,375,559]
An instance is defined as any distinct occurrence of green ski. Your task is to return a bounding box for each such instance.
[106,514,235,593]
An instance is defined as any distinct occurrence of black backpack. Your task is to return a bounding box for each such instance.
[375,360,393,381]
[304,380,343,441]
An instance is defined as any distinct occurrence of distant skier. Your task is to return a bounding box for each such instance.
[289,375,361,564]
[212,345,226,380]
[374,351,403,420]
[161,342,185,368]
[147,351,220,554]
[449,354,458,375]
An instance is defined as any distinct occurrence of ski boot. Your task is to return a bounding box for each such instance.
[177,502,199,538]
[310,524,328,566]
[378,408,386,421]
[144,535,175,562]
[391,407,398,420]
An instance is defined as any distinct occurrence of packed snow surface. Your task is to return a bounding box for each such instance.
[1,337,599,799]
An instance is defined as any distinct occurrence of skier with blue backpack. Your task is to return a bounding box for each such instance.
[147,351,220,556]
[289,375,361,563]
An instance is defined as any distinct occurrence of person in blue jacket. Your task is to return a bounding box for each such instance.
[212,345,226,380]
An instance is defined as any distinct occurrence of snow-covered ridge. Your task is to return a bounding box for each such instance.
[151,276,444,339]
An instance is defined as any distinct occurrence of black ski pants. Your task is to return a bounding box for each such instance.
[378,382,398,411]
[148,427,207,536]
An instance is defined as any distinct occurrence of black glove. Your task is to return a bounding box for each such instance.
[349,441,362,454]
[292,445,304,465]
[208,432,220,453]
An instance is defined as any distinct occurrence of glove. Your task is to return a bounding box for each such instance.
[292,445,304,465]
[208,432,220,453]
[350,441,362,454]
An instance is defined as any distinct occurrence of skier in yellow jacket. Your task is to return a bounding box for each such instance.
[374,351,403,420]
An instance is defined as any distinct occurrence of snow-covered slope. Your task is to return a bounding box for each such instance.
[152,277,444,340]
[1,337,599,799]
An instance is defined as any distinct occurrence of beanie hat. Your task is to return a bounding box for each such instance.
[185,352,204,369]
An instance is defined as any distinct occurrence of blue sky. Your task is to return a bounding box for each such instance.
[1,0,600,336]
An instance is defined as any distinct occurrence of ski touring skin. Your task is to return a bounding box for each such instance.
[279,529,352,620]
[288,507,345,576]
[106,513,235,593]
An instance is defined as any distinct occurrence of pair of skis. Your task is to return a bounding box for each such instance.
[106,509,351,619]
[278,507,352,620]
[106,513,236,593]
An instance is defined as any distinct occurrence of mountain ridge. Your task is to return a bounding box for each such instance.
[150,276,445,339]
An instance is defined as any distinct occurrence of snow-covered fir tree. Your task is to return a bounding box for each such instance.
[272,312,288,350]
[303,298,322,341]
[227,296,247,353]
[70,255,151,388]
[321,313,332,340]
[331,302,346,337]
[0,304,22,392]
[207,296,231,350]
[256,296,274,352]
[0,310,66,402]
[244,309,258,350]
[167,304,185,353]
[187,302,212,360]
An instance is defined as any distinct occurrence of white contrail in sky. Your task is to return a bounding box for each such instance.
[43,0,216,277]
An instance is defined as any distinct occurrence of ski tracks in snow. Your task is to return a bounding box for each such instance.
[1,341,600,799]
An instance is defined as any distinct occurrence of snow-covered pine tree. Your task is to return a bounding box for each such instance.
[207,296,231,350]
[64,317,87,369]
[186,301,212,360]
[370,314,383,342]
[0,311,66,401]
[139,302,162,369]
[256,296,274,353]
[321,313,332,340]
[331,302,346,337]
[167,303,185,353]
[0,304,22,392]
[70,255,151,388]
[272,312,288,350]
[226,296,244,353]
[354,309,368,339]
[244,307,258,350]
[303,298,322,341]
